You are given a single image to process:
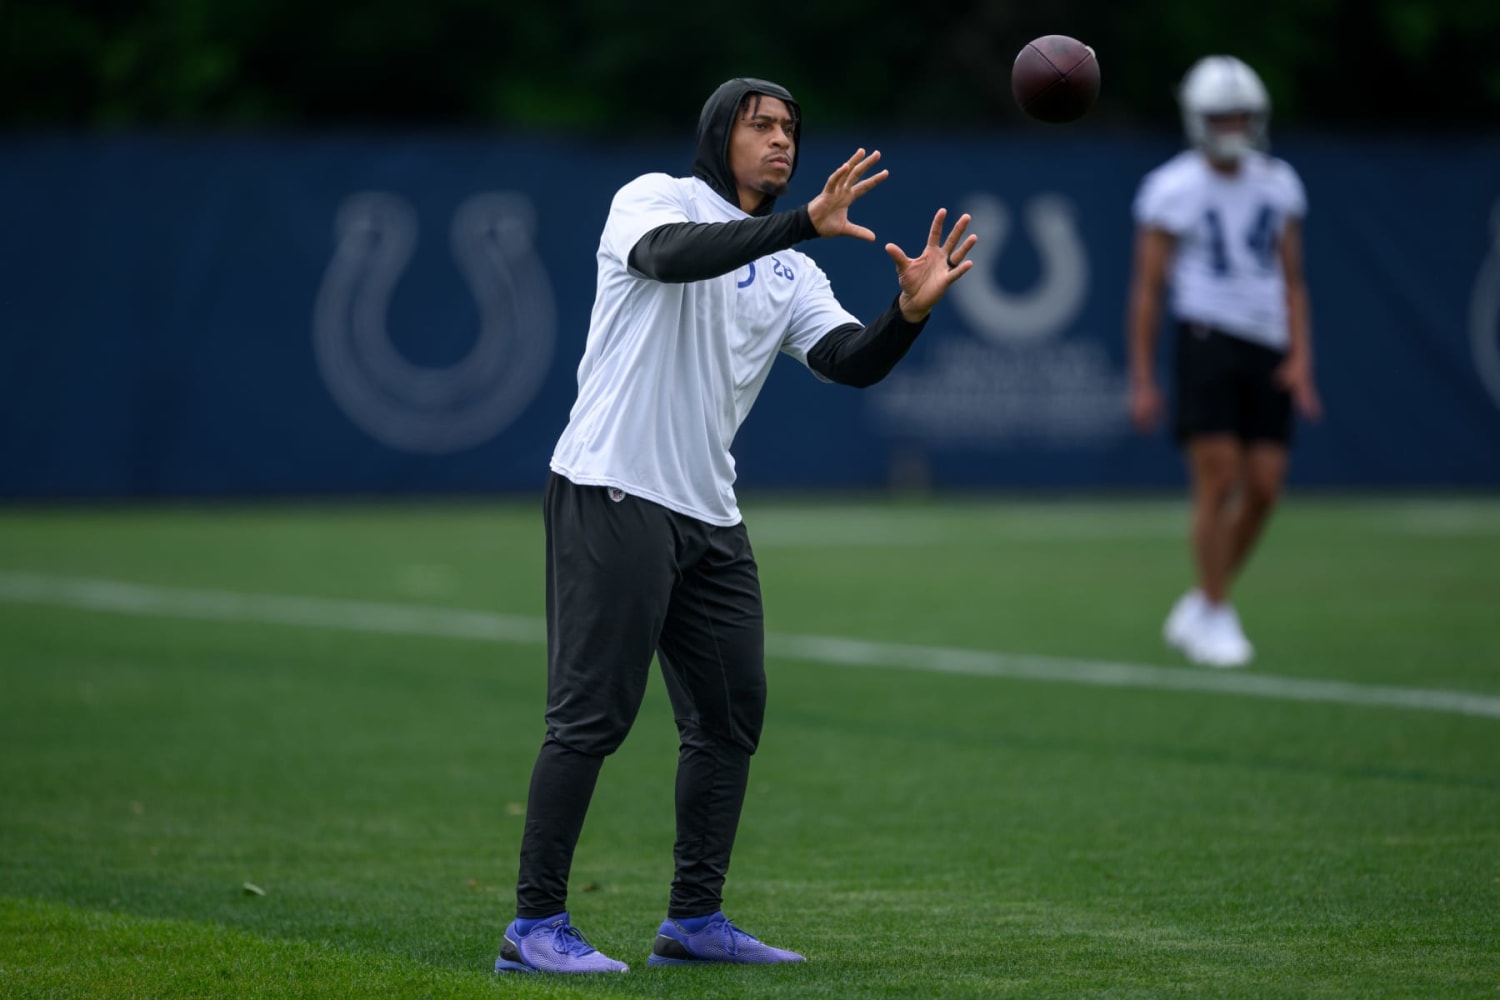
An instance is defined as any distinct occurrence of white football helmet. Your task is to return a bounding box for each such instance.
[1177,56,1270,163]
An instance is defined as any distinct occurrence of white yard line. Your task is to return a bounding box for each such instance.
[0,571,544,643]
[741,498,1500,547]
[744,505,1186,546]
[2,570,1497,721]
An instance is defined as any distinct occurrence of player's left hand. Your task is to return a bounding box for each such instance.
[887,209,976,322]
[1275,355,1323,421]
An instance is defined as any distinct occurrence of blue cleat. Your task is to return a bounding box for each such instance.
[494,912,629,974]
[647,911,805,966]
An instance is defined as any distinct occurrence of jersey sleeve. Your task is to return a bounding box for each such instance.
[1275,160,1308,219]
[779,255,860,369]
[1132,163,1197,235]
[599,174,691,268]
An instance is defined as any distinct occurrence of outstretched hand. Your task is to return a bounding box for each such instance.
[886,209,977,321]
[807,149,889,242]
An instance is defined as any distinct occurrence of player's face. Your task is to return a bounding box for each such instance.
[1203,111,1254,164]
[728,95,796,213]
[1205,111,1253,137]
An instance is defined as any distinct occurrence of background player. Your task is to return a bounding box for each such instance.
[1125,55,1322,668]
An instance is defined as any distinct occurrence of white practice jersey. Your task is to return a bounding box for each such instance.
[1133,150,1306,350]
[550,174,858,526]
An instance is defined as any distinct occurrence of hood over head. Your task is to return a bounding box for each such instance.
[692,77,801,217]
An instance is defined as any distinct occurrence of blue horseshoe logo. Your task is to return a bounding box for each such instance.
[1472,199,1500,412]
[948,193,1090,345]
[313,192,556,454]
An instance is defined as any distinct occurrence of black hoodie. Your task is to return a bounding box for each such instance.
[628,78,818,283]
[692,77,801,217]
[627,77,928,388]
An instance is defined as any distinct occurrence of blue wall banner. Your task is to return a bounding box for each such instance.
[2,133,1498,497]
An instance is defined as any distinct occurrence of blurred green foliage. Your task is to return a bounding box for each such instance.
[3,0,1498,131]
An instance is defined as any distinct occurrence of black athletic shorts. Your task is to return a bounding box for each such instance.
[1173,321,1294,447]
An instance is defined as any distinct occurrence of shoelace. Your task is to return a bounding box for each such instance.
[548,922,599,958]
[710,916,755,957]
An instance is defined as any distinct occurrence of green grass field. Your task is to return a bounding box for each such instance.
[2,495,1497,999]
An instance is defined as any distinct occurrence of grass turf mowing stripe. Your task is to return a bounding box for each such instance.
[4,569,1498,722]
[0,896,520,998]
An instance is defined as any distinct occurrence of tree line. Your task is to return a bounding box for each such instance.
[4,0,1496,133]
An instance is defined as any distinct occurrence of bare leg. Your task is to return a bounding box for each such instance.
[1186,435,1245,604]
[1226,442,1288,579]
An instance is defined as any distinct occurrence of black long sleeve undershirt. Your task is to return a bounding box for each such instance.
[628,210,927,389]
[807,297,928,388]
[627,208,819,282]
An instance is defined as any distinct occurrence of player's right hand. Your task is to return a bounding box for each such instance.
[807,148,889,242]
[1129,380,1163,433]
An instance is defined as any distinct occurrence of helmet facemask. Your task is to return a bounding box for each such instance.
[1178,56,1271,164]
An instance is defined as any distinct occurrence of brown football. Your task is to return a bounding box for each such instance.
[1012,35,1100,124]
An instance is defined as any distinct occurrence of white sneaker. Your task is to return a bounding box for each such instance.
[1162,589,1207,653]
[1186,603,1253,668]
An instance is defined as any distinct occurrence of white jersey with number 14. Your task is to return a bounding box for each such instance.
[1133,149,1306,351]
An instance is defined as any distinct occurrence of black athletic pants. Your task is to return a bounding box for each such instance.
[514,473,767,920]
